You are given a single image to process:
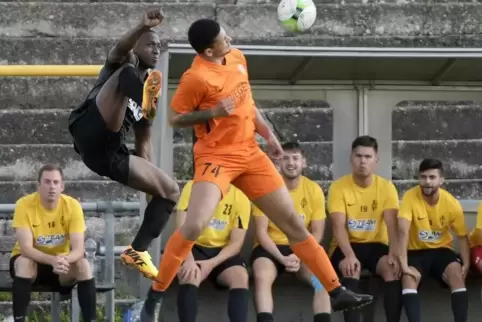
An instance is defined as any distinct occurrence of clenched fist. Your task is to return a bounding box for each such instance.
[141,9,164,28]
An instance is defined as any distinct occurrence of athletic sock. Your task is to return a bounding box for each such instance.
[77,278,97,322]
[451,288,468,322]
[342,278,362,322]
[118,65,144,105]
[12,277,32,322]
[131,196,176,252]
[152,229,195,291]
[256,312,274,322]
[402,289,421,322]
[228,288,249,322]
[383,280,402,321]
[290,235,341,292]
[177,284,198,322]
[314,313,331,322]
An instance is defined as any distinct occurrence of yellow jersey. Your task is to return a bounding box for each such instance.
[177,180,251,248]
[398,186,467,250]
[327,174,399,248]
[252,176,326,246]
[469,201,482,248]
[11,192,86,257]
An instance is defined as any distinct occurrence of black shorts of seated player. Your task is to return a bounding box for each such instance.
[67,10,179,264]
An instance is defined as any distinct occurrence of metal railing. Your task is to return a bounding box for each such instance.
[0,201,139,322]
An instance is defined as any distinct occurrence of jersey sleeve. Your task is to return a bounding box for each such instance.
[383,181,400,210]
[176,181,194,211]
[170,71,205,114]
[12,199,29,228]
[327,182,346,214]
[310,183,326,220]
[450,199,468,236]
[233,192,251,230]
[398,192,413,222]
[476,201,482,230]
[69,199,86,234]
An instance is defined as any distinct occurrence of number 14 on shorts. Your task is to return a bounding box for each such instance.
[202,162,223,178]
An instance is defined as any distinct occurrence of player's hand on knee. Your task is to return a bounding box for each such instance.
[402,266,421,283]
[282,256,300,273]
[179,258,200,282]
[141,9,165,28]
[196,260,216,281]
[212,98,235,117]
[52,255,70,275]
[340,255,360,277]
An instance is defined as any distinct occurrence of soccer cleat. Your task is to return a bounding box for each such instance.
[142,70,162,120]
[120,246,159,280]
[330,286,374,312]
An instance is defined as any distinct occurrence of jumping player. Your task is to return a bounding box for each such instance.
[140,18,373,320]
[68,9,179,280]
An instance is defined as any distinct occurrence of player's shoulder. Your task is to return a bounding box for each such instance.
[401,186,421,201]
[228,48,245,60]
[59,194,82,211]
[439,188,461,207]
[373,175,397,189]
[15,192,37,209]
[330,174,351,190]
[301,176,322,192]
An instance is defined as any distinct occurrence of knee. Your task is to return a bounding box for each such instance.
[14,256,37,278]
[227,267,249,289]
[378,257,399,281]
[253,261,276,288]
[72,258,93,280]
[181,218,209,240]
[166,182,180,202]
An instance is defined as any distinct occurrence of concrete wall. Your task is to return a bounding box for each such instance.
[1,0,482,320]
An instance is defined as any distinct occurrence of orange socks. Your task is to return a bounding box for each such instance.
[152,229,195,291]
[291,235,341,292]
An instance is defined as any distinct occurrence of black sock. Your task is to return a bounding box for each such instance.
[228,288,249,322]
[13,277,32,321]
[257,312,274,322]
[402,291,421,322]
[314,312,331,322]
[342,278,362,322]
[177,284,198,322]
[77,278,97,322]
[131,196,176,252]
[118,65,143,105]
[383,280,402,322]
[451,290,468,322]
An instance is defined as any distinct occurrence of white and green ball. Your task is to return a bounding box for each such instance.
[277,0,317,32]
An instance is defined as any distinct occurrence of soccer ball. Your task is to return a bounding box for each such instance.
[277,0,317,32]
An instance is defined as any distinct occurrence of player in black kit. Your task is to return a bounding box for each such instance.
[68,9,179,280]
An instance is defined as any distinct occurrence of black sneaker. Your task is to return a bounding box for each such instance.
[140,287,164,322]
[330,286,373,312]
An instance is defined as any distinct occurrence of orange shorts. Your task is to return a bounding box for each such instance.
[193,145,284,200]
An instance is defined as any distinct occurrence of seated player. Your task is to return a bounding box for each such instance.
[252,142,331,322]
[68,9,179,280]
[175,180,251,322]
[469,201,482,273]
[328,136,402,322]
[10,164,96,322]
[141,18,373,320]
[398,159,470,322]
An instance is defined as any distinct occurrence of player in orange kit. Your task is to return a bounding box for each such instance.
[139,18,373,321]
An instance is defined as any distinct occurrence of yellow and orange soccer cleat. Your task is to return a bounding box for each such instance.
[120,246,159,280]
[141,70,162,120]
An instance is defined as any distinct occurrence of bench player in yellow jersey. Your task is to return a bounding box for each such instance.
[469,201,482,273]
[10,164,96,322]
[251,142,331,322]
[398,159,469,322]
[175,180,251,322]
[328,136,402,322]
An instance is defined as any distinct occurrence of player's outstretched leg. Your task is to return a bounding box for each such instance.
[92,65,179,280]
[140,182,223,321]
[252,187,373,312]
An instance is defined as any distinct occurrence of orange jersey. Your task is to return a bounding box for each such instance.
[170,49,256,152]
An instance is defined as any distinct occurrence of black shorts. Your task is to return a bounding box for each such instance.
[407,248,462,282]
[251,244,293,275]
[191,245,247,288]
[331,242,389,276]
[9,255,76,295]
[68,98,131,184]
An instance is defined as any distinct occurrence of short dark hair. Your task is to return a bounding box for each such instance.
[188,19,221,54]
[419,158,444,175]
[38,164,64,182]
[351,135,378,152]
[282,141,303,154]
